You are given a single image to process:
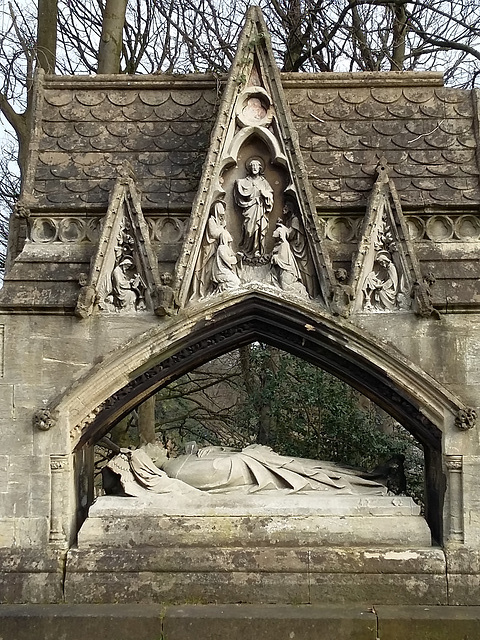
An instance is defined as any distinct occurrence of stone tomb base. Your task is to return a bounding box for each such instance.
[77,493,431,548]
[61,493,447,605]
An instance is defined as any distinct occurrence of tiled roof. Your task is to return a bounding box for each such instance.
[30,73,480,213]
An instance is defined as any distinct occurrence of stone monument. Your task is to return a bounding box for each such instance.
[0,7,480,612]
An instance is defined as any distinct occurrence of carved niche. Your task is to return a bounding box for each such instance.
[175,11,335,307]
[350,159,427,315]
[75,162,167,318]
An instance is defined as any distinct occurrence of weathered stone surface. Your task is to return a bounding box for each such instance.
[0,549,65,603]
[376,605,480,639]
[163,604,377,640]
[65,570,312,605]
[0,604,163,639]
[310,573,447,605]
[63,546,447,605]
[77,495,431,548]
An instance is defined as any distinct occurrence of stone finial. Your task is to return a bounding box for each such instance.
[455,407,477,431]
[33,407,56,431]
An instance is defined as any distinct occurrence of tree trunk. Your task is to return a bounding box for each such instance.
[37,0,58,73]
[97,0,128,74]
[391,5,407,71]
[138,396,156,445]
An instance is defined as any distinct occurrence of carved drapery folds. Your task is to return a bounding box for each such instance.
[75,162,168,318]
[350,159,428,316]
[176,9,334,307]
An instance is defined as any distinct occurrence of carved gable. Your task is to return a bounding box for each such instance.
[175,7,334,307]
[76,163,166,318]
[350,159,424,314]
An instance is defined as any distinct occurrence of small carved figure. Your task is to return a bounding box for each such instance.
[455,407,477,431]
[282,200,315,295]
[153,272,176,317]
[111,258,145,311]
[192,202,226,298]
[331,268,353,318]
[271,221,307,295]
[234,158,273,258]
[33,408,55,431]
[211,229,241,292]
[75,272,97,319]
[412,273,441,319]
[362,251,399,311]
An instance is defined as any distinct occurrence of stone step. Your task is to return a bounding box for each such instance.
[1,604,480,640]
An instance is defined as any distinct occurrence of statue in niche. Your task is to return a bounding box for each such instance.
[211,229,241,292]
[192,202,227,299]
[234,157,273,258]
[282,200,315,295]
[111,258,146,312]
[271,221,307,296]
[103,442,389,497]
[362,251,399,311]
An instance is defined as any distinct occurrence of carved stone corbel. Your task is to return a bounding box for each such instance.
[33,407,56,431]
[455,407,477,431]
[446,455,464,543]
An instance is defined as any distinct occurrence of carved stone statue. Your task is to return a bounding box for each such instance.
[234,158,273,258]
[362,251,399,311]
[412,273,441,319]
[331,268,353,318]
[153,272,176,317]
[111,258,145,312]
[104,443,388,497]
[271,221,307,295]
[282,201,315,295]
[75,272,98,319]
[192,202,227,299]
[211,229,241,292]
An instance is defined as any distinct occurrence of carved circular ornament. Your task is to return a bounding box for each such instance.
[455,407,477,431]
[236,87,273,127]
[33,408,56,431]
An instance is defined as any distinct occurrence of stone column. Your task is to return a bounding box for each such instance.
[446,455,464,543]
[49,454,69,545]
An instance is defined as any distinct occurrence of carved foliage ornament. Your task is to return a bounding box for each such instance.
[33,408,56,431]
[455,407,477,430]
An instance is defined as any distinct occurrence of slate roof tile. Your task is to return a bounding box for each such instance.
[32,76,480,211]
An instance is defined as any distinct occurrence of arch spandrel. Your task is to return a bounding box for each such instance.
[52,289,462,453]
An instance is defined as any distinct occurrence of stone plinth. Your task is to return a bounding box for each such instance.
[77,494,431,548]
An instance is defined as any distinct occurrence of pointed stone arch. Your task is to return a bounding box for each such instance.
[48,291,469,542]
